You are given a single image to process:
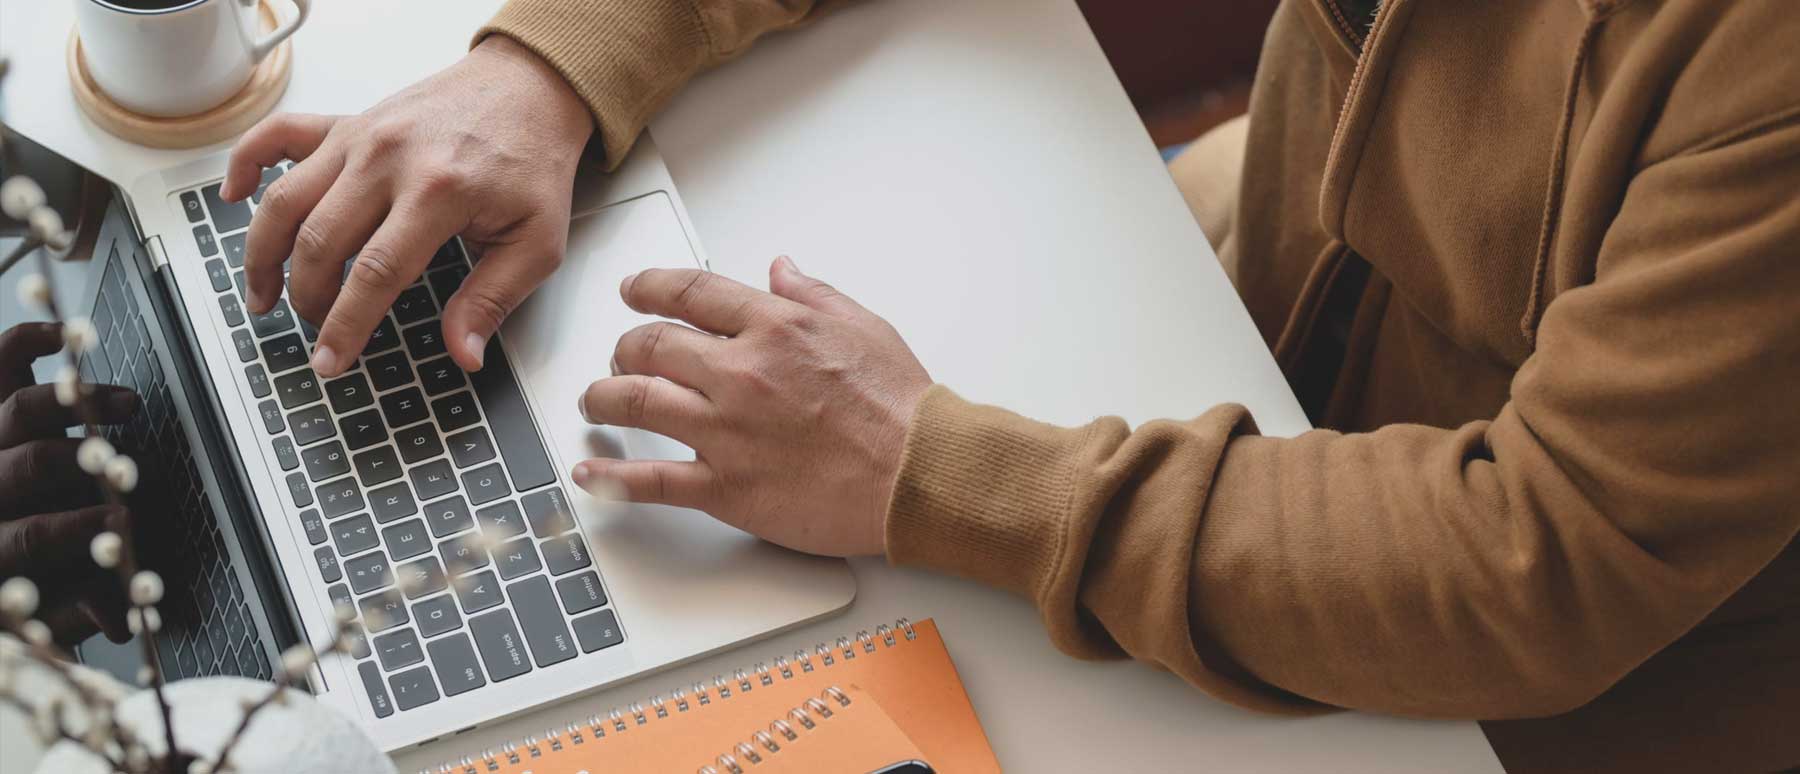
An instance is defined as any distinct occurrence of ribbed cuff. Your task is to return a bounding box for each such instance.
[885,385,1093,602]
[476,0,709,171]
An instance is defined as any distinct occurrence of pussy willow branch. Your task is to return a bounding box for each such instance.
[0,621,143,767]
[211,625,354,774]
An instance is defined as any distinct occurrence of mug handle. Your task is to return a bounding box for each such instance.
[247,0,312,62]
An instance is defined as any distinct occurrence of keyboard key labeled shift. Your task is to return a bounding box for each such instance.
[358,661,393,718]
[507,576,577,667]
[554,571,606,615]
[540,533,592,576]
[388,666,439,711]
[427,634,485,697]
[468,609,531,682]
[461,463,509,505]
[572,609,624,653]
[492,536,541,580]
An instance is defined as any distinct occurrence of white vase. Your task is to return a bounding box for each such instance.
[32,676,394,774]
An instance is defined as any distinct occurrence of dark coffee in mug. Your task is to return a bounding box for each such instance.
[94,0,206,10]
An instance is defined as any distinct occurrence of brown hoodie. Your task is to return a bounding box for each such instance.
[478,1,1800,771]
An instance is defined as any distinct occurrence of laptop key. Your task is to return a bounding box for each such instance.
[244,365,271,400]
[427,263,469,304]
[492,536,541,581]
[353,446,402,486]
[416,356,465,396]
[392,285,436,325]
[345,621,372,659]
[461,463,509,505]
[339,408,388,450]
[430,240,464,269]
[522,488,575,537]
[393,424,443,464]
[271,436,299,471]
[452,570,502,614]
[470,341,556,491]
[409,459,457,501]
[288,404,336,446]
[314,547,341,583]
[379,386,430,428]
[440,532,489,576]
[180,191,205,222]
[325,372,374,413]
[427,633,485,697]
[475,500,525,539]
[219,294,245,327]
[272,368,320,409]
[328,583,353,612]
[205,260,230,293]
[389,666,439,711]
[257,400,285,434]
[373,629,424,671]
[302,441,350,481]
[332,514,380,556]
[358,662,394,718]
[396,556,447,598]
[431,391,480,433]
[572,609,624,653]
[315,477,365,518]
[424,495,474,538]
[541,533,592,576]
[363,317,400,356]
[260,333,307,373]
[221,232,247,268]
[468,609,531,681]
[446,427,495,468]
[202,183,251,233]
[231,329,257,363]
[298,314,319,343]
[297,508,328,546]
[555,572,606,615]
[382,519,432,562]
[402,320,446,360]
[252,166,282,203]
[251,299,297,338]
[507,576,577,667]
[369,481,418,523]
[365,351,413,392]
[413,595,462,638]
[360,589,409,631]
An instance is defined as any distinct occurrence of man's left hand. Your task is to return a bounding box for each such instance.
[574,257,931,558]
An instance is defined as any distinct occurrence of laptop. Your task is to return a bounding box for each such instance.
[70,136,855,751]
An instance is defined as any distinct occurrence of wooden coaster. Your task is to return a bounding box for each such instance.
[67,1,291,150]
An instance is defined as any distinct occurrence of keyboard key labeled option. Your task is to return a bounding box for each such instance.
[388,665,439,711]
[430,391,480,433]
[288,404,335,446]
[272,368,320,409]
[554,571,606,615]
[522,487,575,537]
[338,408,388,451]
[492,536,541,581]
[507,576,577,667]
[302,441,351,482]
[324,372,373,413]
[416,356,465,396]
[382,519,432,562]
[379,386,429,428]
[446,427,495,468]
[358,588,408,630]
[412,595,462,638]
[409,459,457,501]
[540,533,592,576]
[369,481,418,523]
[393,424,443,464]
[373,628,424,671]
[396,556,447,598]
[423,495,474,538]
[468,609,531,682]
[365,351,413,392]
[364,317,400,356]
[572,609,624,653]
[259,333,307,373]
[357,661,393,718]
[475,500,525,539]
[331,514,380,557]
[440,532,490,576]
[452,570,502,614]
[315,477,365,519]
[461,463,509,506]
[427,633,485,697]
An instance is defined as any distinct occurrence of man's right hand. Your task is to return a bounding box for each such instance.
[222,34,595,378]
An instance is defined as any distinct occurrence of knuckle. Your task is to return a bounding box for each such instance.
[452,284,514,328]
[415,164,471,200]
[635,323,670,366]
[625,378,652,424]
[364,119,410,155]
[671,271,714,315]
[257,180,302,220]
[291,219,333,261]
[352,246,408,291]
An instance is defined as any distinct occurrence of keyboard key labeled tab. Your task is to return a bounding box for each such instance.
[522,488,575,537]
[358,661,393,718]
[540,533,592,576]
[468,609,531,682]
[452,570,502,614]
[427,633,485,697]
[572,609,624,653]
[507,576,577,667]
[388,666,439,711]
[446,427,495,468]
[554,571,606,615]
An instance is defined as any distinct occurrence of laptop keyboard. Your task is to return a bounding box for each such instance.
[83,248,274,683]
[183,166,623,718]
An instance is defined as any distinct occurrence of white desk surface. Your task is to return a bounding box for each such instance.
[0,0,1502,771]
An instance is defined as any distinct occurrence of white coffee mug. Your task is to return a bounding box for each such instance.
[74,0,311,118]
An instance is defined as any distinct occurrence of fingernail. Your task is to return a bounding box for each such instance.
[571,462,591,488]
[609,356,621,377]
[620,273,638,297]
[777,255,798,272]
[464,333,488,369]
[577,390,593,423]
[310,344,339,376]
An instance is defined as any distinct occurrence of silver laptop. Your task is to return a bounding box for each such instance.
[74,136,854,751]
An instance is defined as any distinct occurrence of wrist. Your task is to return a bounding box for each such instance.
[472,35,595,149]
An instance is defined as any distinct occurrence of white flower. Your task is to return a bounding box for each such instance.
[361,607,388,633]
[396,568,425,597]
[126,743,150,769]
[53,365,80,407]
[0,175,45,219]
[104,455,139,493]
[15,273,48,309]
[0,577,39,618]
[90,531,123,569]
[20,619,51,646]
[77,437,115,474]
[281,644,317,679]
[62,317,98,353]
[332,602,357,625]
[33,696,61,741]
[189,759,214,774]
[125,606,163,634]
[129,571,164,606]
[136,666,155,686]
[27,206,66,247]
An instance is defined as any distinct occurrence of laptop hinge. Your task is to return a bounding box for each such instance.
[143,233,169,269]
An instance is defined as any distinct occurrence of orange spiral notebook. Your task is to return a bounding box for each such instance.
[430,617,999,773]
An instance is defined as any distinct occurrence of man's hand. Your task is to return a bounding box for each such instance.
[574,258,932,557]
[222,35,595,377]
[0,323,137,646]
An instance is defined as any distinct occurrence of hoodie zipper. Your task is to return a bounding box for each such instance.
[1319,0,1368,51]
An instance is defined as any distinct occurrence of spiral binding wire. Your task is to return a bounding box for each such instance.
[426,617,917,774]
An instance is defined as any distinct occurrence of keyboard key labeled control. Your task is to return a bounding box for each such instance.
[475,500,525,539]
[325,373,374,413]
[379,387,429,428]
[522,488,575,537]
[440,532,490,576]
[540,533,592,576]
[373,629,424,671]
[271,436,299,471]
[416,356,465,396]
[393,424,443,464]
[392,285,436,325]
[369,481,417,523]
[423,495,474,538]
[339,408,388,451]
[353,446,402,486]
[358,661,393,718]
[468,609,531,682]
[272,368,320,409]
[231,330,257,363]
[302,441,350,481]
[389,666,439,711]
[180,191,205,222]
[554,571,606,615]
[413,595,462,638]
[259,334,307,373]
[409,459,457,501]
[453,570,502,614]
[382,519,432,562]
[331,514,380,556]
[572,609,624,653]
[221,232,247,268]
[470,341,556,491]
[358,589,407,629]
[461,463,509,506]
[396,556,447,598]
[315,477,365,519]
[428,634,485,697]
[250,298,297,338]
[244,364,271,398]
[288,404,335,446]
[202,183,251,233]
[364,317,400,356]
[507,576,577,667]
[446,427,495,468]
[492,537,541,581]
[297,508,328,546]
[365,351,413,392]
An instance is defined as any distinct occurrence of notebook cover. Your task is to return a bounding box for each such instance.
[698,685,927,773]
